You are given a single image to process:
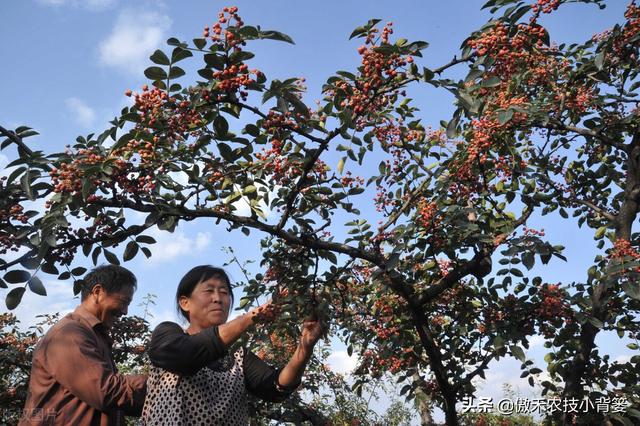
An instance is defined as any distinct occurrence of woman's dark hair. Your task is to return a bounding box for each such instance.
[176,265,233,321]
[81,264,137,300]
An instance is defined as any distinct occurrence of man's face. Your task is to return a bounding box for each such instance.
[95,285,134,329]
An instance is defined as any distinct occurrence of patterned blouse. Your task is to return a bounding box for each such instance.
[141,322,297,426]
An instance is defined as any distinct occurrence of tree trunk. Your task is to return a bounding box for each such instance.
[413,373,436,426]
[409,307,459,425]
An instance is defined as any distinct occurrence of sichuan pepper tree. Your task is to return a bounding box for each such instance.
[1,2,639,424]
[445,0,640,424]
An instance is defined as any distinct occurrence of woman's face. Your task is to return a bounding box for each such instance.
[180,277,231,331]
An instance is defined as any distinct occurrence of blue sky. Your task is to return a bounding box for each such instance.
[1,0,635,421]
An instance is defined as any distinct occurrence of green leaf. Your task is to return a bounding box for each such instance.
[400,384,412,395]
[214,116,229,137]
[218,143,234,162]
[508,5,531,24]
[71,267,87,276]
[595,51,605,70]
[82,178,93,201]
[243,124,260,137]
[41,263,59,274]
[423,67,435,82]
[193,38,207,50]
[258,30,294,44]
[21,170,34,200]
[198,68,214,79]
[171,47,193,63]
[136,235,157,244]
[587,317,603,329]
[446,116,459,139]
[337,157,346,174]
[4,270,31,283]
[104,249,120,265]
[622,281,640,300]
[150,49,170,65]
[6,166,26,186]
[522,252,535,270]
[152,80,167,90]
[17,128,39,138]
[481,76,502,87]
[28,276,46,296]
[497,108,514,124]
[6,287,26,310]
[20,256,41,270]
[229,51,255,64]
[510,345,526,362]
[349,19,381,40]
[204,53,225,70]
[168,66,186,79]
[92,247,102,265]
[123,241,139,262]
[628,408,640,420]
[144,66,168,81]
[157,215,176,232]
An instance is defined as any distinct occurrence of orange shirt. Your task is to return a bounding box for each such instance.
[19,305,146,426]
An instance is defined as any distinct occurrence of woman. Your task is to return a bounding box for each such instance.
[141,265,322,425]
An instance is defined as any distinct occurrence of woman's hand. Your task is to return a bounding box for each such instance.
[249,289,287,323]
[276,314,324,389]
[300,318,323,350]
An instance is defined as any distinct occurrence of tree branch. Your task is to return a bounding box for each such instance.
[538,120,627,152]
[417,205,533,305]
[275,129,341,230]
[454,353,494,392]
[93,197,383,265]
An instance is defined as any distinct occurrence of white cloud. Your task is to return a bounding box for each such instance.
[143,228,212,264]
[327,350,359,375]
[99,9,172,75]
[37,0,117,11]
[195,233,211,249]
[614,355,631,364]
[65,97,96,128]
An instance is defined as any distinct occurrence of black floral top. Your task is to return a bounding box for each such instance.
[141,322,297,426]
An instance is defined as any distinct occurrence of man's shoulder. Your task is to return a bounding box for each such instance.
[42,311,94,342]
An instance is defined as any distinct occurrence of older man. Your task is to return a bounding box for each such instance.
[20,265,147,425]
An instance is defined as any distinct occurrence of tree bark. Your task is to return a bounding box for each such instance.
[413,373,436,426]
